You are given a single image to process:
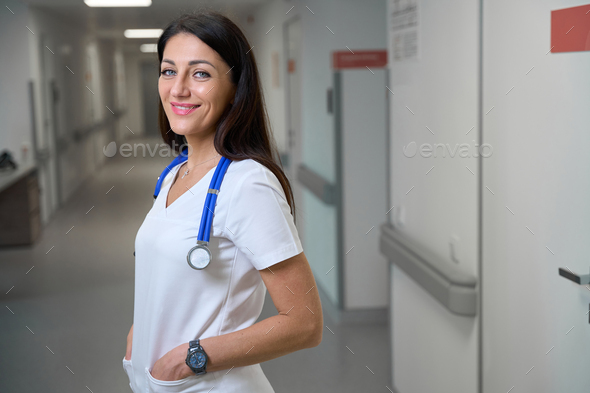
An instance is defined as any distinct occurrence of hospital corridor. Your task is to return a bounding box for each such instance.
[1,1,589,392]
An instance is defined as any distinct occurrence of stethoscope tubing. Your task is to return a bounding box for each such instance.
[152,149,232,269]
[197,163,219,241]
[201,157,231,243]
[198,156,225,241]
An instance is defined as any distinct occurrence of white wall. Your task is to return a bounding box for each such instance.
[388,0,480,391]
[0,0,34,169]
[236,2,288,154]
[483,1,590,392]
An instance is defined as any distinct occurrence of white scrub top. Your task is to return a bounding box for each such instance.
[122,158,304,393]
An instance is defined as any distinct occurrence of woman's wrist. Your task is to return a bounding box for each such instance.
[198,337,216,373]
[175,342,194,377]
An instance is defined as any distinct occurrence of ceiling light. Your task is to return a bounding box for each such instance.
[140,44,158,53]
[85,0,151,7]
[124,29,163,38]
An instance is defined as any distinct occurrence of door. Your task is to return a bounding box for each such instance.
[284,17,304,236]
[141,60,160,138]
[37,34,59,223]
[482,1,590,392]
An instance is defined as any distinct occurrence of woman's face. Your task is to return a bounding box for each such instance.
[159,33,236,138]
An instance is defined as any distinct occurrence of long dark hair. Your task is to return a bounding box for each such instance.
[157,10,296,218]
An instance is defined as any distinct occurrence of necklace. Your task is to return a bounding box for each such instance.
[181,153,220,179]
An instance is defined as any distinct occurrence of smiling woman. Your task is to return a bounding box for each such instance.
[158,33,236,150]
[123,10,323,393]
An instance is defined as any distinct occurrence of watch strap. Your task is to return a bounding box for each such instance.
[186,339,207,375]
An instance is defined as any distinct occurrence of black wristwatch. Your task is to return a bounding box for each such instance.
[185,339,208,375]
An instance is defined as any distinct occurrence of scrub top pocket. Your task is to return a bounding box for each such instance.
[122,356,136,392]
[145,367,217,393]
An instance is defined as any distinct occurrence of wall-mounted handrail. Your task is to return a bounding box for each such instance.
[296,164,336,205]
[379,223,478,316]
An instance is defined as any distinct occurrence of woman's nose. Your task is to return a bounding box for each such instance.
[170,74,190,97]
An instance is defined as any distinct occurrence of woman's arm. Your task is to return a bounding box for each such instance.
[150,251,323,380]
[125,324,133,360]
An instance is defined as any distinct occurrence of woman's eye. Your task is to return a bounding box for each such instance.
[194,71,210,78]
[159,69,209,78]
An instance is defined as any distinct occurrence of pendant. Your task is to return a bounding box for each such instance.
[182,169,189,179]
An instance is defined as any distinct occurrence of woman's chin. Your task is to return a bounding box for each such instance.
[168,124,192,136]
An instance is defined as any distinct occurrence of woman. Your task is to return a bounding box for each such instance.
[121,10,323,393]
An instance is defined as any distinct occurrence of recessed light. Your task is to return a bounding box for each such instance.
[124,29,163,38]
[140,44,158,53]
[84,0,151,7]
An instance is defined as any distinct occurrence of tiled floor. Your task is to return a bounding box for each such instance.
[0,136,391,392]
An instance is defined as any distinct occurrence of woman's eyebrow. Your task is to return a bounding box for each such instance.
[162,58,216,69]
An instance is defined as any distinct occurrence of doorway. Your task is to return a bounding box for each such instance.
[141,60,160,138]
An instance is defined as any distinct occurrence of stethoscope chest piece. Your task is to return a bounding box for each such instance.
[158,155,231,271]
[187,242,211,270]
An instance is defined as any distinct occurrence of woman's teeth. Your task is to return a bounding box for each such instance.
[173,105,197,109]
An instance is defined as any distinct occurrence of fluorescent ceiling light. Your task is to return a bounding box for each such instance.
[124,29,163,38]
[140,44,158,53]
[85,0,151,6]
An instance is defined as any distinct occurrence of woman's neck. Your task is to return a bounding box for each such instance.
[183,132,218,169]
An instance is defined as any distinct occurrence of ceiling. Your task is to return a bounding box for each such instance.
[21,0,270,52]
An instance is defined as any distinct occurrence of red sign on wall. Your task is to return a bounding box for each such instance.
[332,50,387,69]
[551,4,590,53]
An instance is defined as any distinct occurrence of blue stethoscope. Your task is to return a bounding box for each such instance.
[153,146,232,270]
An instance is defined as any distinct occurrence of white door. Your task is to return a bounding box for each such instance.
[482,1,590,392]
[38,34,59,223]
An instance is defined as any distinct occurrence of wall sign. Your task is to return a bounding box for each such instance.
[389,0,419,61]
[332,50,388,69]
[551,4,590,53]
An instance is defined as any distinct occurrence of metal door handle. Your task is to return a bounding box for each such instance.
[558,267,590,285]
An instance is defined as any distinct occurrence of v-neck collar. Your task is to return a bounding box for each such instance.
[162,162,217,216]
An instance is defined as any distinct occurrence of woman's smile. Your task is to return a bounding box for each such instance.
[170,102,201,116]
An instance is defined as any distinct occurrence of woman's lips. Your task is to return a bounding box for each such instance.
[171,103,200,116]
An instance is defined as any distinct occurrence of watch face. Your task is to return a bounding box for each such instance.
[189,351,206,369]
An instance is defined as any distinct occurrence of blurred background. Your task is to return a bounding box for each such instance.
[1,0,589,392]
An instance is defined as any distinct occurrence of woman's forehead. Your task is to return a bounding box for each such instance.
[163,34,224,65]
